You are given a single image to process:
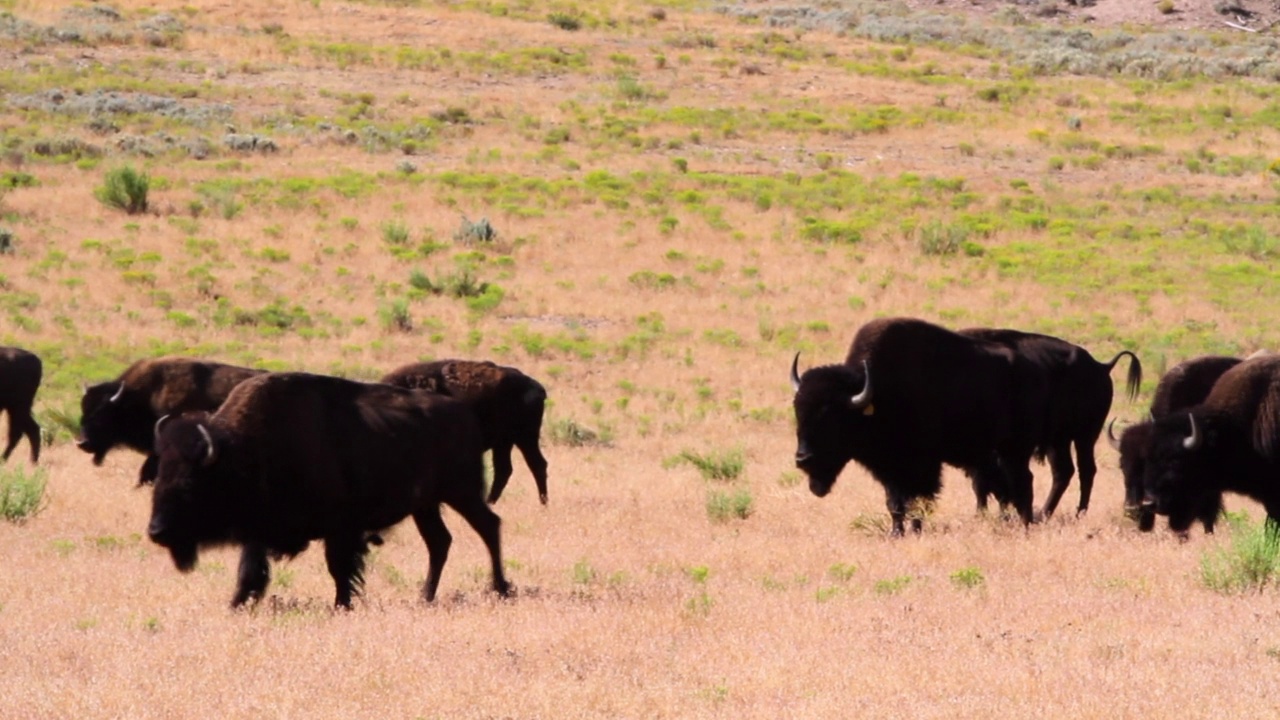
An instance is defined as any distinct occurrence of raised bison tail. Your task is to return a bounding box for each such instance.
[1104,350,1143,403]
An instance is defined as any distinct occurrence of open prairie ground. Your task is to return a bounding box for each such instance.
[3,0,1280,717]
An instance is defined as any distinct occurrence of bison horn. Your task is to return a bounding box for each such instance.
[153,414,172,444]
[109,383,125,403]
[790,352,802,392]
[1183,413,1202,451]
[196,423,217,466]
[849,360,872,409]
[1106,418,1122,451]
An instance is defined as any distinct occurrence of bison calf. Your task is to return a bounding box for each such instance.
[147,372,510,608]
[381,359,549,505]
[0,347,42,464]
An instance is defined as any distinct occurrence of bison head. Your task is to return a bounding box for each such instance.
[76,381,153,464]
[147,415,231,573]
[1142,411,1231,534]
[1110,420,1157,531]
[791,355,874,498]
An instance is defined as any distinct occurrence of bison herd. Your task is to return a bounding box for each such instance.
[2,314,1278,608]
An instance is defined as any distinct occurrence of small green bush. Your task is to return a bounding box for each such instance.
[548,12,582,31]
[95,166,149,214]
[1200,514,1280,594]
[670,447,744,482]
[873,575,913,595]
[0,466,48,523]
[379,299,412,333]
[381,220,410,246]
[548,418,611,447]
[706,488,753,522]
[950,566,985,589]
[454,215,497,244]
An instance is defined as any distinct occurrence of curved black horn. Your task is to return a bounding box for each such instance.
[1183,413,1202,451]
[196,423,217,466]
[109,383,125,403]
[153,414,172,445]
[1106,418,1122,451]
[849,360,872,409]
[790,352,802,392]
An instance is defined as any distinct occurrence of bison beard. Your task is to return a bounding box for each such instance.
[147,372,511,609]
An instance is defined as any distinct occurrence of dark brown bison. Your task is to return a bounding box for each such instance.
[381,359,549,505]
[960,328,1141,519]
[1142,355,1280,534]
[77,357,264,484]
[1108,355,1242,532]
[0,347,42,463]
[791,317,1051,535]
[147,372,510,608]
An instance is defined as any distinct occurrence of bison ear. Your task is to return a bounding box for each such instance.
[196,423,218,466]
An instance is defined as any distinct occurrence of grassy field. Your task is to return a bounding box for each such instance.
[2,0,1280,717]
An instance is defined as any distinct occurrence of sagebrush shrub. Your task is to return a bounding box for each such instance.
[0,466,48,523]
[95,166,149,214]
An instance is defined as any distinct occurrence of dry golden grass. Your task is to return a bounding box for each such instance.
[3,0,1280,716]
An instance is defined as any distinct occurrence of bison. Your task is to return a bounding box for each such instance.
[381,359,549,505]
[147,372,510,608]
[960,328,1141,519]
[1108,355,1242,532]
[0,347,42,464]
[77,357,264,484]
[791,317,1051,535]
[1142,355,1280,534]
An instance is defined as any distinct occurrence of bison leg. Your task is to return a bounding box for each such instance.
[230,543,271,608]
[1037,443,1075,520]
[447,493,511,598]
[1073,441,1098,516]
[412,505,453,603]
[1198,494,1224,534]
[322,532,368,610]
[3,409,33,462]
[1137,506,1157,532]
[999,451,1036,526]
[516,436,550,505]
[966,458,1010,513]
[885,491,908,537]
[487,444,515,505]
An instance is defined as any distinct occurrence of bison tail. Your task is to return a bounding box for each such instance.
[1105,350,1142,403]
